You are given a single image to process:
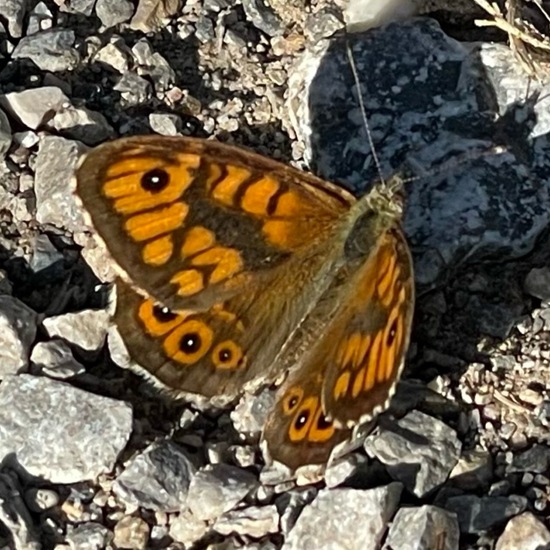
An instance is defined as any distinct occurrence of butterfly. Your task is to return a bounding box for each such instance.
[75,135,414,471]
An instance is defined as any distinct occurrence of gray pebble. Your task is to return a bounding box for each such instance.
[0,374,132,483]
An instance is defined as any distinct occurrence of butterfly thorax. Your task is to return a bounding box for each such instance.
[342,175,405,260]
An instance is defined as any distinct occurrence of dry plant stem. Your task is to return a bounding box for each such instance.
[473,0,550,78]
[473,0,550,49]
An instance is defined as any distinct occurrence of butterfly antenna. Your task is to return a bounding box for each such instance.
[345,34,386,186]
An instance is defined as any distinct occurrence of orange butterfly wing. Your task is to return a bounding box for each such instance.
[76,136,354,311]
[263,228,414,468]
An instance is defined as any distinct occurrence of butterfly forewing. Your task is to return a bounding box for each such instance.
[321,228,414,427]
[76,136,354,312]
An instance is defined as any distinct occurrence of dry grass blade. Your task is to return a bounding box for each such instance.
[473,0,550,79]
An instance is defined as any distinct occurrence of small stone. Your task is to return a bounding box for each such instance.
[231,389,275,436]
[444,494,528,534]
[242,0,284,37]
[450,449,493,490]
[13,130,38,148]
[42,309,110,356]
[213,505,279,537]
[385,505,459,550]
[0,108,11,158]
[130,0,181,33]
[113,441,197,512]
[0,374,132,483]
[187,464,258,521]
[132,39,175,93]
[304,7,345,42]
[344,0,418,32]
[12,29,80,72]
[95,0,135,27]
[195,15,215,43]
[27,2,53,35]
[114,72,152,106]
[524,267,550,301]
[29,233,64,273]
[24,487,60,512]
[282,484,402,549]
[508,444,550,474]
[325,453,369,489]
[0,295,38,377]
[93,41,132,73]
[65,522,112,549]
[496,512,550,549]
[0,0,27,37]
[30,340,86,379]
[113,515,150,549]
[276,488,317,534]
[365,410,461,497]
[34,135,88,233]
[148,113,183,136]
[60,0,96,16]
[169,509,208,547]
[0,86,69,130]
[47,104,114,145]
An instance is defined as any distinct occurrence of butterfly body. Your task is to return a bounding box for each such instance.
[75,135,414,471]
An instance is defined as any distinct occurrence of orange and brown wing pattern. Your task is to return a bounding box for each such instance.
[114,279,255,400]
[76,136,354,311]
[262,370,352,470]
[262,229,413,468]
[321,229,414,428]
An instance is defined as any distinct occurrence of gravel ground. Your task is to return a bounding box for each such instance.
[1,1,550,549]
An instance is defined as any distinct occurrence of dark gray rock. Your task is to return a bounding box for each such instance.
[444,494,528,534]
[287,19,550,288]
[508,444,550,475]
[524,267,550,301]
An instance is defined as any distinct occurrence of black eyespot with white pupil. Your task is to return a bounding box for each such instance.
[179,332,201,354]
[152,305,177,323]
[287,395,299,410]
[387,319,398,346]
[218,347,232,363]
[294,410,310,430]
[142,168,169,193]
[317,415,332,430]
